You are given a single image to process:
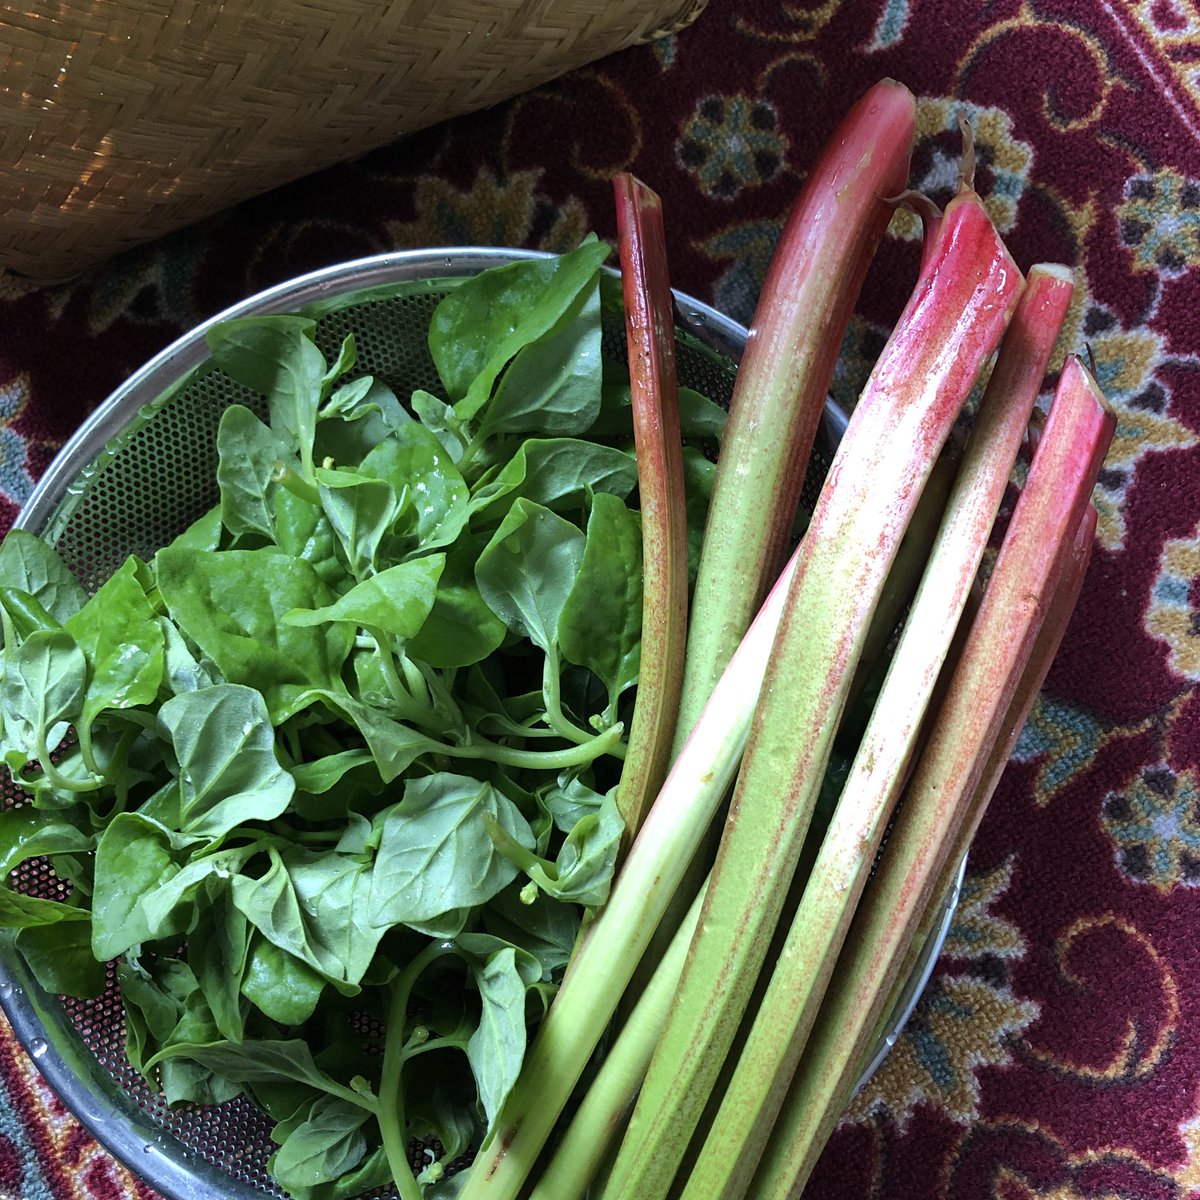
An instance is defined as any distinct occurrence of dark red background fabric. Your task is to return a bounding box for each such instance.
[2,0,1200,1196]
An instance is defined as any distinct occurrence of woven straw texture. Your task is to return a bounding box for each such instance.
[0,0,706,283]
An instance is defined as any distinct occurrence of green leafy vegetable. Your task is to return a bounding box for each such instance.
[0,239,718,1199]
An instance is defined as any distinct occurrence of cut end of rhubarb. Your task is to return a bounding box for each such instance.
[1028,262,1076,286]
[1063,353,1117,422]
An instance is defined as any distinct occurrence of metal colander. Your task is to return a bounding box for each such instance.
[0,249,959,1200]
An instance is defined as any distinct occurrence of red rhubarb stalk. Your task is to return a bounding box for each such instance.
[749,357,1115,1200]
[675,262,1075,1200]
[601,190,1023,1200]
[611,173,689,848]
[855,499,1098,1089]
[673,78,916,749]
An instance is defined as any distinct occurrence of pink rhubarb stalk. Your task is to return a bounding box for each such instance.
[856,499,1098,1089]
[601,189,1023,1200]
[611,173,689,849]
[675,262,1076,1200]
[674,78,916,749]
[749,357,1115,1200]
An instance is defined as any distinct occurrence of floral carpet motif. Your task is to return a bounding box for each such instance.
[0,0,1199,1196]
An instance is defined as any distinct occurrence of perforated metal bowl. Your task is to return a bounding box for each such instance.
[0,249,961,1199]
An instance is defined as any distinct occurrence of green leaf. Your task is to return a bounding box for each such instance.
[464,945,531,1133]
[65,557,165,724]
[0,885,89,928]
[477,275,603,438]
[431,239,610,421]
[0,530,86,624]
[231,846,381,989]
[206,316,326,472]
[543,789,624,908]
[558,492,642,710]
[283,555,444,639]
[275,1146,394,1200]
[157,685,295,838]
[467,438,636,527]
[540,775,607,835]
[91,813,234,960]
[216,404,292,539]
[589,383,728,443]
[16,918,106,997]
[481,887,579,981]
[316,467,405,580]
[164,505,224,554]
[0,588,63,639]
[315,377,407,467]
[309,692,439,784]
[406,535,506,669]
[190,884,251,1041]
[411,390,468,463]
[147,1036,372,1107]
[474,499,586,654]
[242,936,326,1026]
[0,809,93,874]
[0,628,86,760]
[370,772,535,928]
[155,548,354,721]
[120,959,183,1076]
[321,334,358,395]
[158,617,216,695]
[272,488,343,589]
[290,751,375,797]
[270,1095,371,1191]
[359,423,469,553]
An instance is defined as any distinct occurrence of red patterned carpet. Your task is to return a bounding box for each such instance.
[1,0,1200,1197]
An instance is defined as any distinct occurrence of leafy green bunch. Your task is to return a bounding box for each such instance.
[0,241,724,1198]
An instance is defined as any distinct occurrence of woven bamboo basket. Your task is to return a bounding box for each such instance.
[0,0,706,284]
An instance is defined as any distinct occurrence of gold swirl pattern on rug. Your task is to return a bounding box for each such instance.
[958,3,1123,132]
[730,0,845,45]
[1019,915,1179,1083]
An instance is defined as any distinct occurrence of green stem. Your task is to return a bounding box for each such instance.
[449,723,625,771]
[400,655,432,709]
[378,942,457,1200]
[366,628,457,737]
[456,549,800,1200]
[75,720,103,780]
[274,462,321,505]
[540,654,600,748]
[33,733,102,794]
[681,261,1081,1200]
[108,724,144,815]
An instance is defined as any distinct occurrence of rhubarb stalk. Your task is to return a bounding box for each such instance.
[611,173,690,848]
[456,551,802,1200]
[748,356,1115,1200]
[601,191,1023,1200]
[526,884,706,1200]
[858,498,1098,1088]
[675,262,1075,1200]
[673,78,916,748]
